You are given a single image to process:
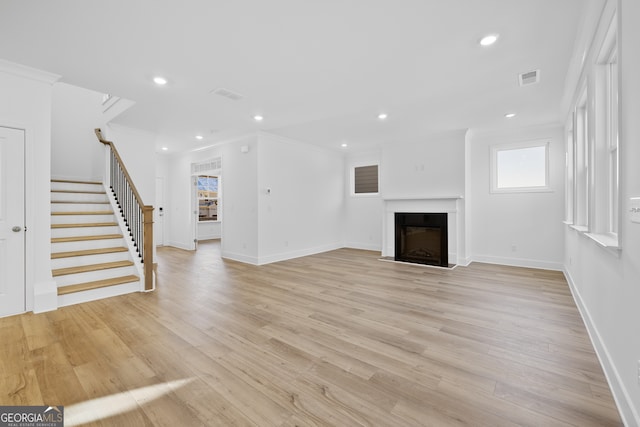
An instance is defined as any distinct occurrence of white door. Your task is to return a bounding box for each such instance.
[154,177,164,246]
[0,127,25,317]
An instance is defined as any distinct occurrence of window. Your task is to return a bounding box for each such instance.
[197,175,219,221]
[565,116,575,223]
[490,140,550,193]
[353,164,379,195]
[585,13,619,246]
[574,91,589,229]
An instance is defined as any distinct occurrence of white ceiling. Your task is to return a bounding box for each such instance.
[0,0,587,153]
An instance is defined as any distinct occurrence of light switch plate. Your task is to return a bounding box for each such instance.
[631,198,640,224]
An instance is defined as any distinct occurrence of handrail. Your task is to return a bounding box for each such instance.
[95,128,146,208]
[95,128,154,291]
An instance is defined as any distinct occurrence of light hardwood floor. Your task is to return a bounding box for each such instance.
[0,241,623,426]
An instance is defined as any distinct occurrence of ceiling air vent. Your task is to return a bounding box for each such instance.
[519,69,540,86]
[210,87,244,101]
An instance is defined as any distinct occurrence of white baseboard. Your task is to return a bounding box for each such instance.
[221,251,259,265]
[167,240,195,251]
[471,254,563,271]
[564,269,640,427]
[257,242,344,265]
[345,241,382,251]
[32,280,57,313]
[456,256,473,267]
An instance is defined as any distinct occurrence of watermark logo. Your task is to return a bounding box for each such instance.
[0,406,63,427]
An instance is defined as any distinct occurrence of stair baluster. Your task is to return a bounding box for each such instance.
[96,128,154,290]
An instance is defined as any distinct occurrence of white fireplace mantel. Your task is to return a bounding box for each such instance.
[382,196,467,265]
[382,195,464,201]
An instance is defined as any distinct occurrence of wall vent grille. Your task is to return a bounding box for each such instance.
[210,87,244,101]
[519,69,540,86]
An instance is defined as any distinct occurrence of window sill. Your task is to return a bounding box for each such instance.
[562,220,574,225]
[585,233,620,249]
[198,220,220,223]
[569,225,589,232]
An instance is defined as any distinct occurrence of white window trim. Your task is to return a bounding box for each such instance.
[490,140,551,194]
[351,163,380,197]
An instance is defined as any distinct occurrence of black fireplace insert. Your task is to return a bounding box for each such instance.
[395,212,448,267]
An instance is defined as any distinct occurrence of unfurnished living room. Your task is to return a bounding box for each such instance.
[0,0,639,426]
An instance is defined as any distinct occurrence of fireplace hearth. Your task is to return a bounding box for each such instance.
[395,212,448,267]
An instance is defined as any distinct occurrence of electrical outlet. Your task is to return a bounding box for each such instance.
[637,360,640,385]
[511,244,517,252]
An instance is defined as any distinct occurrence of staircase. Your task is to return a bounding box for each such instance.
[51,179,142,306]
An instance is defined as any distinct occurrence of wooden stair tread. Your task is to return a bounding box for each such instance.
[52,234,122,243]
[57,275,139,295]
[52,201,110,204]
[51,179,102,185]
[53,260,134,277]
[51,190,106,194]
[52,211,113,215]
[52,222,118,229]
[52,247,129,259]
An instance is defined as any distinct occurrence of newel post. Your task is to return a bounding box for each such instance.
[143,205,154,290]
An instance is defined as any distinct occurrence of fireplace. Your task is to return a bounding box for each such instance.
[395,212,448,267]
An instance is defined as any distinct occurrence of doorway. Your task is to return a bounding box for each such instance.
[0,127,25,317]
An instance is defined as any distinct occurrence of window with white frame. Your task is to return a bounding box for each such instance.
[197,175,219,222]
[490,140,550,193]
[574,89,589,229]
[565,116,575,223]
[587,13,619,245]
[352,164,379,195]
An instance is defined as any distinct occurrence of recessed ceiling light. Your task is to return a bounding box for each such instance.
[195,135,203,140]
[161,147,168,151]
[505,113,517,118]
[153,76,168,85]
[341,143,348,148]
[480,34,499,46]
[378,113,388,120]
[253,115,264,121]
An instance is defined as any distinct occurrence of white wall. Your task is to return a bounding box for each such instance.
[381,130,466,198]
[467,125,565,270]
[217,135,259,262]
[197,222,221,240]
[103,123,156,204]
[344,150,383,251]
[51,83,104,181]
[0,60,59,312]
[164,135,258,261]
[563,0,640,424]
[257,133,344,264]
[164,143,224,250]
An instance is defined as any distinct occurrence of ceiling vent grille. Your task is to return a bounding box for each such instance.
[210,87,244,101]
[519,70,540,86]
[192,157,222,174]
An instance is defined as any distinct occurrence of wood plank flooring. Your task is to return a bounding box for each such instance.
[0,241,623,426]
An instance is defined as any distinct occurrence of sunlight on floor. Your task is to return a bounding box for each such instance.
[64,378,195,426]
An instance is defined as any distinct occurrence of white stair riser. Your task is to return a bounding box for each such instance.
[51,226,121,238]
[51,203,112,212]
[52,238,125,253]
[52,214,115,224]
[55,266,138,287]
[58,280,141,307]
[51,251,131,269]
[51,193,109,203]
[51,182,104,192]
